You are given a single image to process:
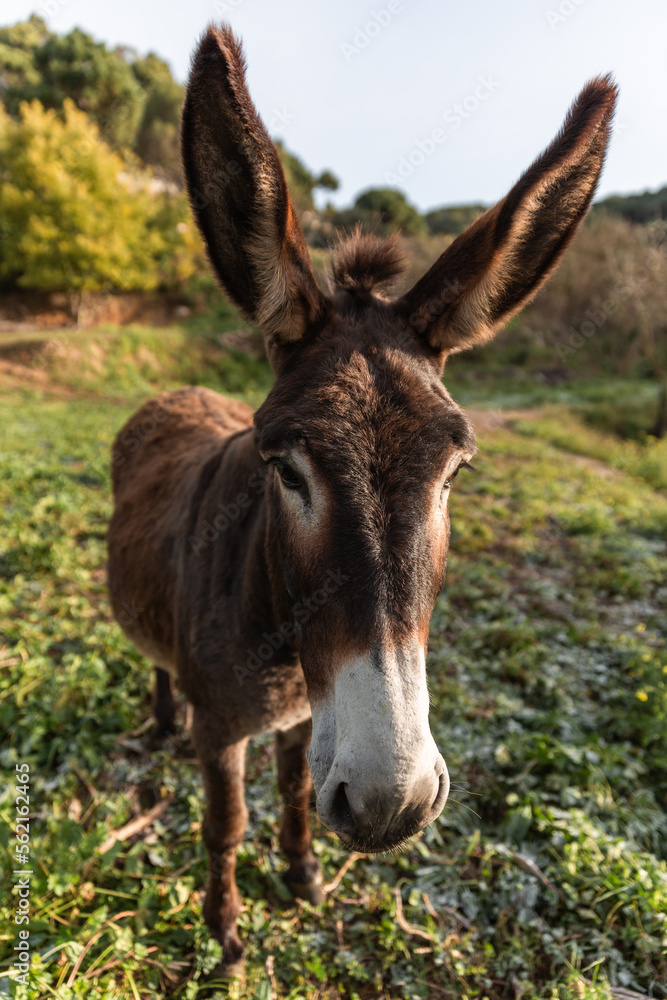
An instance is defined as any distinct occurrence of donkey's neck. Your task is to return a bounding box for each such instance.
[182,423,292,646]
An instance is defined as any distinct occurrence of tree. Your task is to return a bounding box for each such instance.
[594,187,667,226]
[131,52,183,182]
[275,141,339,213]
[0,99,198,315]
[0,19,184,163]
[0,15,51,102]
[425,203,486,236]
[316,170,339,193]
[30,28,145,149]
[0,18,337,198]
[355,188,427,235]
[331,188,427,236]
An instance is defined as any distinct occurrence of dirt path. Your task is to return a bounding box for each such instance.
[0,360,128,402]
[465,408,545,434]
[466,407,622,480]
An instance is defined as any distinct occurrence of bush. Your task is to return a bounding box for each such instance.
[516,213,667,376]
[0,99,202,309]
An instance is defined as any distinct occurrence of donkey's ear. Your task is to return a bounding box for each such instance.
[397,76,618,356]
[181,25,328,352]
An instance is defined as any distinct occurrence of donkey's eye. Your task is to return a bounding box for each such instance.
[444,460,475,490]
[270,460,303,491]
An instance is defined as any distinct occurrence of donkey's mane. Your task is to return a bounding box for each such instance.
[330,228,407,296]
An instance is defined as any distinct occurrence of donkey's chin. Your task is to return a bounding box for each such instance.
[338,818,433,856]
[338,827,422,856]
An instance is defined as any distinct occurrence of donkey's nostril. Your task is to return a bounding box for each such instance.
[430,765,450,816]
[331,782,355,835]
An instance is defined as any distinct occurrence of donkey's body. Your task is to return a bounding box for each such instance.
[107,22,616,967]
[109,387,310,737]
[109,389,320,967]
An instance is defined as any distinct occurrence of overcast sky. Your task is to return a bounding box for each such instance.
[5,0,666,211]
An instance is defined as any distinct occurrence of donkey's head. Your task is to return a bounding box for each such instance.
[182,25,616,852]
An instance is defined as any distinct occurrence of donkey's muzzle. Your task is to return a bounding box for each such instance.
[306,645,449,852]
[316,759,449,853]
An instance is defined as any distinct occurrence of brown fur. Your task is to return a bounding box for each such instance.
[330,227,407,296]
[107,23,616,966]
[396,75,617,352]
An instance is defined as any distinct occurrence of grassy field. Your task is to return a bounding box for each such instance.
[1,328,666,999]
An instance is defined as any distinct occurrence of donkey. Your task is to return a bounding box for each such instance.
[107,23,616,967]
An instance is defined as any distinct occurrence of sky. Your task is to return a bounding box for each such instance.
[4,0,666,212]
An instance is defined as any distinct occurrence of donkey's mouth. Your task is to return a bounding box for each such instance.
[333,770,450,855]
[337,822,425,856]
[338,834,412,855]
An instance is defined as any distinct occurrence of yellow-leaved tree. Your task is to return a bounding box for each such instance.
[0,98,201,319]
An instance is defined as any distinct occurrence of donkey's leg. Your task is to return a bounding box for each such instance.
[276,720,324,904]
[152,666,176,735]
[191,719,249,967]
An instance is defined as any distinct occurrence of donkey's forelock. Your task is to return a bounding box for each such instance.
[330,228,408,297]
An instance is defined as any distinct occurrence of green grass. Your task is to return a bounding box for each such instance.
[446,358,664,419]
[511,409,667,491]
[1,350,666,998]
